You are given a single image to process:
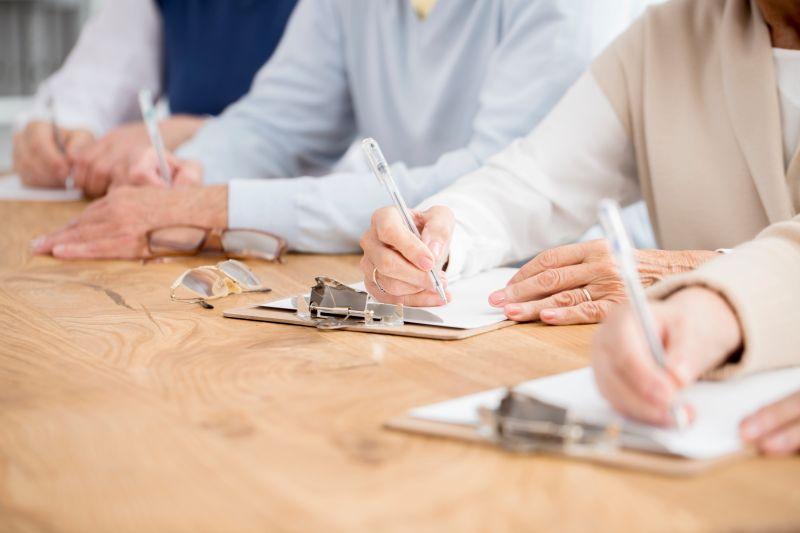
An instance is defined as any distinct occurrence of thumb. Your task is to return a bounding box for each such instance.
[172,159,203,188]
[419,206,455,263]
[64,129,95,159]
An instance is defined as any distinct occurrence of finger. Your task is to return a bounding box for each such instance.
[376,269,446,297]
[498,288,589,322]
[64,129,95,159]
[493,263,600,306]
[32,223,111,254]
[173,159,203,187]
[593,351,674,426]
[596,307,676,409]
[741,391,800,442]
[509,241,601,285]
[419,206,454,262]
[52,235,148,260]
[15,131,64,186]
[373,207,436,271]
[29,123,70,179]
[758,422,800,456]
[361,230,433,290]
[539,299,612,325]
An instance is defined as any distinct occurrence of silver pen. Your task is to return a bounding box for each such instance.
[47,96,74,190]
[362,138,447,304]
[598,199,689,430]
[137,89,172,186]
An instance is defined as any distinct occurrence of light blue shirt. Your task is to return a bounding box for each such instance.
[178,0,646,252]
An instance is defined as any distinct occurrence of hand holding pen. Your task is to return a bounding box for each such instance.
[360,138,452,307]
[13,97,93,189]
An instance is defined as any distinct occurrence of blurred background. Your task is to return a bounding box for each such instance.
[0,0,103,170]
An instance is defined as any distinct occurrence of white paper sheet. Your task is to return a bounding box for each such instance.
[408,366,800,460]
[261,267,518,330]
[0,174,82,201]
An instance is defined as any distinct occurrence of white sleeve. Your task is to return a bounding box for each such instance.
[15,0,162,136]
[418,72,642,277]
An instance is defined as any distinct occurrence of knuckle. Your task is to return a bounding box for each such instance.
[537,248,560,269]
[553,290,577,307]
[583,302,607,322]
[538,269,561,291]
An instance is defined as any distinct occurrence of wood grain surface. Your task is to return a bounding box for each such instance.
[0,199,798,533]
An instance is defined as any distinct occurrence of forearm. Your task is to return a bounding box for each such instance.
[163,115,207,151]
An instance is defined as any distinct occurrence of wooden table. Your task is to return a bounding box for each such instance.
[1,199,798,533]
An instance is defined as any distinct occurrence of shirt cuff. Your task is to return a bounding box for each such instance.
[227,179,299,247]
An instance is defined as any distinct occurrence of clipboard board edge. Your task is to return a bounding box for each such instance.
[384,415,753,477]
[223,304,517,341]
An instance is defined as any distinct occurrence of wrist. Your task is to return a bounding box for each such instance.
[670,286,743,367]
[636,249,719,286]
[166,185,228,229]
[161,115,206,149]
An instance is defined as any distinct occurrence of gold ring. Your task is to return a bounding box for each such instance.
[372,267,387,294]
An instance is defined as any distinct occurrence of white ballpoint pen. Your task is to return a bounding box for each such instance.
[138,89,173,186]
[598,199,689,430]
[362,137,447,304]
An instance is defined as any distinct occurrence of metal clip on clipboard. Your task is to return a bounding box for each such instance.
[294,277,404,330]
[477,391,621,455]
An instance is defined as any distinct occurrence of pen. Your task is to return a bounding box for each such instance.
[362,137,447,304]
[137,89,172,186]
[598,199,689,430]
[47,96,74,190]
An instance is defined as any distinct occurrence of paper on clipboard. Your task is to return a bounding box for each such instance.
[259,267,518,330]
[406,366,800,460]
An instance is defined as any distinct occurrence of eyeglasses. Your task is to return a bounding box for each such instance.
[146,226,287,262]
[171,259,271,307]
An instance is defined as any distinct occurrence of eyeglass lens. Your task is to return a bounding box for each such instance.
[149,227,207,255]
[221,230,282,260]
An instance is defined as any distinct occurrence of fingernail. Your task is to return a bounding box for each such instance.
[53,244,67,256]
[540,309,559,321]
[505,304,521,318]
[489,290,506,306]
[419,256,434,271]
[29,236,45,251]
[429,241,443,259]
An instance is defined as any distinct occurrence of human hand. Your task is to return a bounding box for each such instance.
[123,147,203,189]
[71,115,206,198]
[12,121,94,187]
[30,185,227,260]
[741,391,800,456]
[591,287,743,426]
[359,206,453,306]
[488,240,719,325]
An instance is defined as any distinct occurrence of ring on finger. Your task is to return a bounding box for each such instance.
[372,267,387,294]
[581,287,592,303]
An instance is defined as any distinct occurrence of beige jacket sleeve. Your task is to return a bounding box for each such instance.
[649,215,800,379]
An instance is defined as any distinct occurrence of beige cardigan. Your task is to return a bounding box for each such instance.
[592,0,800,378]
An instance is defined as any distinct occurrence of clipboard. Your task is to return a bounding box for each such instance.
[381,366,800,477]
[223,303,517,340]
[384,414,752,477]
[224,268,521,340]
